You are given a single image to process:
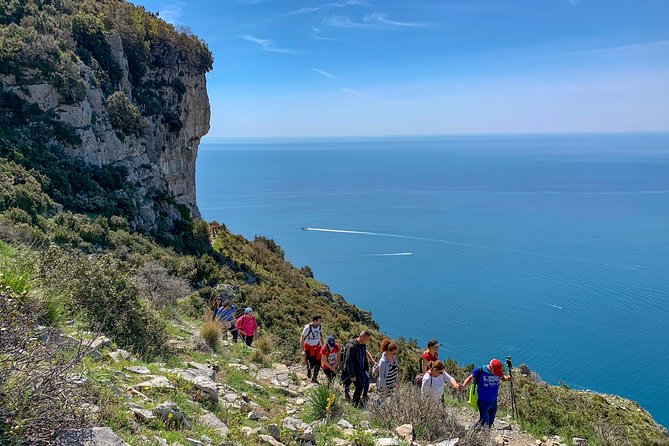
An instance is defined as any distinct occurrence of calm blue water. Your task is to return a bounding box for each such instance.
[196,133,669,427]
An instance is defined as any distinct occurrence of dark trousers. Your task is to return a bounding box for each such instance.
[242,334,253,347]
[477,399,498,427]
[225,326,238,342]
[347,373,369,408]
[305,350,321,382]
[323,368,336,384]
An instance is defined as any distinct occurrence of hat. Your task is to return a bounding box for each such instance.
[244,307,252,313]
[327,336,336,347]
[490,359,504,377]
[427,339,440,348]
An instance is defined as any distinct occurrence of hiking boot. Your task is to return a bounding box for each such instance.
[306,368,312,380]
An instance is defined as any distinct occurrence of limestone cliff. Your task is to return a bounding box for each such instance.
[0,0,212,232]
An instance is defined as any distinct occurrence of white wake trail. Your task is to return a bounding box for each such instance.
[367,252,413,257]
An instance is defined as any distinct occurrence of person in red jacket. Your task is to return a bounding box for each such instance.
[235,307,258,347]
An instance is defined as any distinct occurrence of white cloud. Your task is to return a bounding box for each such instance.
[364,12,428,27]
[239,35,295,54]
[312,27,336,40]
[158,0,186,24]
[324,15,378,29]
[341,87,369,97]
[312,68,337,79]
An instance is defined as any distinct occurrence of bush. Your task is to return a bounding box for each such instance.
[132,261,191,310]
[200,320,220,351]
[106,91,143,136]
[37,247,167,358]
[304,385,342,422]
[369,385,463,442]
[0,283,92,444]
[254,333,276,355]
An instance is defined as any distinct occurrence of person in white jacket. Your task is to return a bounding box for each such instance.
[376,338,399,398]
[421,360,462,404]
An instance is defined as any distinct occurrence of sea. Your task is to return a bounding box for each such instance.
[196,133,669,427]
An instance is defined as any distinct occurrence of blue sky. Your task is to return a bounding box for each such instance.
[133,0,669,137]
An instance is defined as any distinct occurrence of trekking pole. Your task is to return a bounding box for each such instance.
[506,356,518,419]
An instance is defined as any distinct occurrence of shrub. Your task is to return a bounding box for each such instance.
[200,320,220,351]
[254,333,276,355]
[369,385,463,442]
[106,91,143,136]
[348,430,374,446]
[132,261,191,310]
[0,283,92,444]
[304,385,342,422]
[37,247,167,357]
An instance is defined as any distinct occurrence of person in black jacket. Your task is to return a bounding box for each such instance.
[341,330,372,408]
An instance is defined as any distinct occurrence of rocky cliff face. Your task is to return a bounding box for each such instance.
[0,35,210,231]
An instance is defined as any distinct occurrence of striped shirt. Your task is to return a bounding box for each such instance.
[216,305,236,327]
[386,361,398,390]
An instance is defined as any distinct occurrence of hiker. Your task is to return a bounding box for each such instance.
[421,339,440,373]
[421,360,461,404]
[462,358,512,428]
[320,335,341,384]
[413,338,440,386]
[376,338,399,398]
[341,330,372,408]
[235,307,258,347]
[215,299,238,342]
[300,315,324,383]
[210,295,223,320]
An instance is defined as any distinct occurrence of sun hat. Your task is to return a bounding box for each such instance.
[244,307,252,313]
[427,339,440,348]
[327,336,336,347]
[490,358,504,377]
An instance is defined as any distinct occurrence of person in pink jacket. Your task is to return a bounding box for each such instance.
[235,307,258,347]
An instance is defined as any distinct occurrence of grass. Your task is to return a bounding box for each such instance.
[200,320,221,352]
[304,384,343,422]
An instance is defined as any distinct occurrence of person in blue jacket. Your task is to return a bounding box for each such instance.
[462,358,512,428]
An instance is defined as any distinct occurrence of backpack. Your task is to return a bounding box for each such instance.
[340,339,356,376]
[468,368,483,411]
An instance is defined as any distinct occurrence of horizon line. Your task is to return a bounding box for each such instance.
[202,130,669,142]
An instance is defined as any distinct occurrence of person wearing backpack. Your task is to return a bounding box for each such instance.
[461,358,512,428]
[376,338,399,399]
[341,330,371,408]
[235,307,258,347]
[421,360,462,404]
[413,339,440,386]
[301,315,324,383]
[320,336,341,384]
[215,300,238,342]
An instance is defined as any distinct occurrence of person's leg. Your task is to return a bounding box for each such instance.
[245,334,253,347]
[486,401,498,427]
[351,378,364,407]
[310,357,321,383]
[477,400,493,427]
[341,375,351,401]
[361,372,370,407]
[231,327,238,343]
[324,368,335,384]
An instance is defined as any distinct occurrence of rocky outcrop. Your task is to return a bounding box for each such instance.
[0,35,210,232]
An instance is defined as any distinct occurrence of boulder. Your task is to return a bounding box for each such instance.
[55,427,129,445]
[299,426,316,442]
[125,366,151,375]
[337,419,354,429]
[106,349,131,363]
[247,411,262,420]
[395,424,413,442]
[258,435,285,446]
[436,439,459,446]
[176,369,219,402]
[132,376,174,391]
[267,424,281,441]
[152,402,190,429]
[281,416,308,432]
[186,361,216,380]
[376,439,398,446]
[333,440,351,446]
[90,336,112,350]
[199,412,230,436]
[240,427,261,437]
[130,407,156,422]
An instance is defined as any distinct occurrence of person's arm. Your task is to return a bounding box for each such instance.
[300,326,307,356]
[320,348,328,368]
[366,350,377,366]
[420,373,429,392]
[462,372,475,387]
[502,375,512,381]
[443,371,460,390]
[377,358,387,390]
[344,343,356,381]
[235,317,245,335]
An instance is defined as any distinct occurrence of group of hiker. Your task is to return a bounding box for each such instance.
[210,300,512,429]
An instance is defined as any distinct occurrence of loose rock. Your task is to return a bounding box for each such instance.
[199,412,230,436]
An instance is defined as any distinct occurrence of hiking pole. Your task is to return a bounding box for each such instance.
[506,356,518,419]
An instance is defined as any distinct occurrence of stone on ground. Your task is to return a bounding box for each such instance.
[573,439,588,446]
[376,439,399,446]
[258,435,285,446]
[436,439,459,446]
[199,411,230,436]
[152,402,190,429]
[132,375,174,391]
[125,366,151,375]
[176,369,219,402]
[337,419,353,429]
[55,427,129,446]
[395,424,413,442]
